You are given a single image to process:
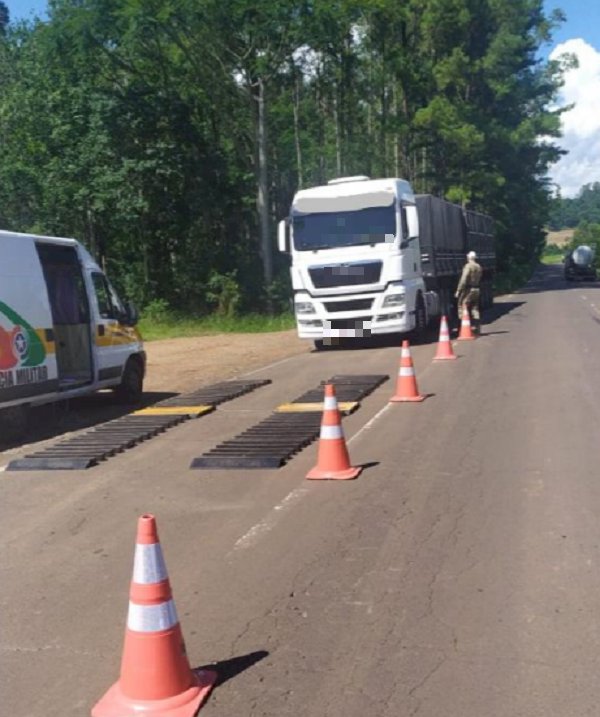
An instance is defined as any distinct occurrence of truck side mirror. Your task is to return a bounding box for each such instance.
[278,219,290,253]
[405,206,419,238]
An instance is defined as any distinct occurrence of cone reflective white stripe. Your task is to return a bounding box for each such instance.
[401,347,411,358]
[127,599,179,633]
[433,315,458,361]
[132,543,168,584]
[399,367,414,377]
[307,383,361,480]
[320,424,344,440]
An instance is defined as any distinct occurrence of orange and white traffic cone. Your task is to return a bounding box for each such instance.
[306,384,361,480]
[433,315,458,361]
[390,340,426,402]
[92,514,216,717]
[457,306,476,341]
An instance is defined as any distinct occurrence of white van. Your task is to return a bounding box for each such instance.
[0,230,145,428]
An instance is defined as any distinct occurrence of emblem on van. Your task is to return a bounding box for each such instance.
[0,301,46,369]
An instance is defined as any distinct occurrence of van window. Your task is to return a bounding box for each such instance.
[92,273,123,320]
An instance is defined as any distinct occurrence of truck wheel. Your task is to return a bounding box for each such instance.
[114,358,144,404]
[413,294,428,339]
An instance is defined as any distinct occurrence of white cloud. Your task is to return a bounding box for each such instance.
[548,39,600,197]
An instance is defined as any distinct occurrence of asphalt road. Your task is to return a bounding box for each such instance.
[2,264,600,717]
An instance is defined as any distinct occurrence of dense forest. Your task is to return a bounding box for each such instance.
[0,0,568,314]
[548,183,600,230]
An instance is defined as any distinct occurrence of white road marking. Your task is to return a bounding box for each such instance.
[347,403,392,444]
[230,487,310,553]
[232,351,438,552]
[243,354,301,377]
[0,466,6,473]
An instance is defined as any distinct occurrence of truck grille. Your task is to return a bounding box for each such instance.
[309,261,382,288]
[328,316,372,330]
[323,299,373,312]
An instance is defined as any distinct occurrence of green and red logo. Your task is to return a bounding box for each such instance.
[0,301,46,370]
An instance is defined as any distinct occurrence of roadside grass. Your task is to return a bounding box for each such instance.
[138,312,296,341]
[541,242,565,265]
[540,254,563,265]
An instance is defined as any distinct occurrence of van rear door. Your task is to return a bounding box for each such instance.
[36,242,93,390]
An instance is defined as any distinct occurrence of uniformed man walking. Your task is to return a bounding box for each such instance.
[455,251,483,333]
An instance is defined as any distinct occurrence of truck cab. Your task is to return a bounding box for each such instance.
[278,177,432,348]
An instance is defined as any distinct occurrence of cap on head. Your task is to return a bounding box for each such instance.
[467,251,477,260]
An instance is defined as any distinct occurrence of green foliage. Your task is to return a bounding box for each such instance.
[549,183,600,230]
[141,298,172,324]
[540,242,563,264]
[0,0,569,312]
[205,271,241,317]
[494,258,535,295]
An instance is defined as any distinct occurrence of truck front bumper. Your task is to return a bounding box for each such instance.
[296,311,413,339]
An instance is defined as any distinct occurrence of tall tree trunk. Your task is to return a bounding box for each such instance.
[392,83,399,177]
[380,75,387,176]
[255,77,273,308]
[367,60,373,176]
[333,90,342,176]
[293,73,304,188]
[316,72,326,183]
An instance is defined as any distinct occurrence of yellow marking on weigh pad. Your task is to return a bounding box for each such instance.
[133,405,215,417]
[276,401,359,414]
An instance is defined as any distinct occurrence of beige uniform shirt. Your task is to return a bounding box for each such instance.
[457,261,482,295]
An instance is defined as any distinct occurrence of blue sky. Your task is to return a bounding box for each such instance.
[6,0,46,23]
[6,0,600,197]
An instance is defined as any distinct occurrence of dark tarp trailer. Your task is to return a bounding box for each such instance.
[415,194,495,314]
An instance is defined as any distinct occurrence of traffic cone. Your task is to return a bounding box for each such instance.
[390,340,426,402]
[457,306,476,341]
[433,315,458,361]
[307,384,361,480]
[92,514,216,717]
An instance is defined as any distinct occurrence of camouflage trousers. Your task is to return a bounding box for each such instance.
[458,288,480,324]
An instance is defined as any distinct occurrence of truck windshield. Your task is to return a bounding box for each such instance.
[292,205,396,251]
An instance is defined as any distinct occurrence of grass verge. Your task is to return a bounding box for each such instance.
[138,312,296,341]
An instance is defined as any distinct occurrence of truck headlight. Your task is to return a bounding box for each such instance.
[382,293,405,307]
[295,302,316,314]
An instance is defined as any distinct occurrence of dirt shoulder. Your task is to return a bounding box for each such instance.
[144,329,308,394]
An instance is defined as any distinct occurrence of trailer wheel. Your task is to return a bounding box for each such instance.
[114,357,144,404]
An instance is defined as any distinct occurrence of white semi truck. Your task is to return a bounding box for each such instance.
[278,176,495,349]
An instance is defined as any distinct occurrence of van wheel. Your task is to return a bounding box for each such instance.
[114,358,143,404]
[0,405,29,446]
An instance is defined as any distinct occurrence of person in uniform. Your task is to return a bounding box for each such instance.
[455,251,483,333]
